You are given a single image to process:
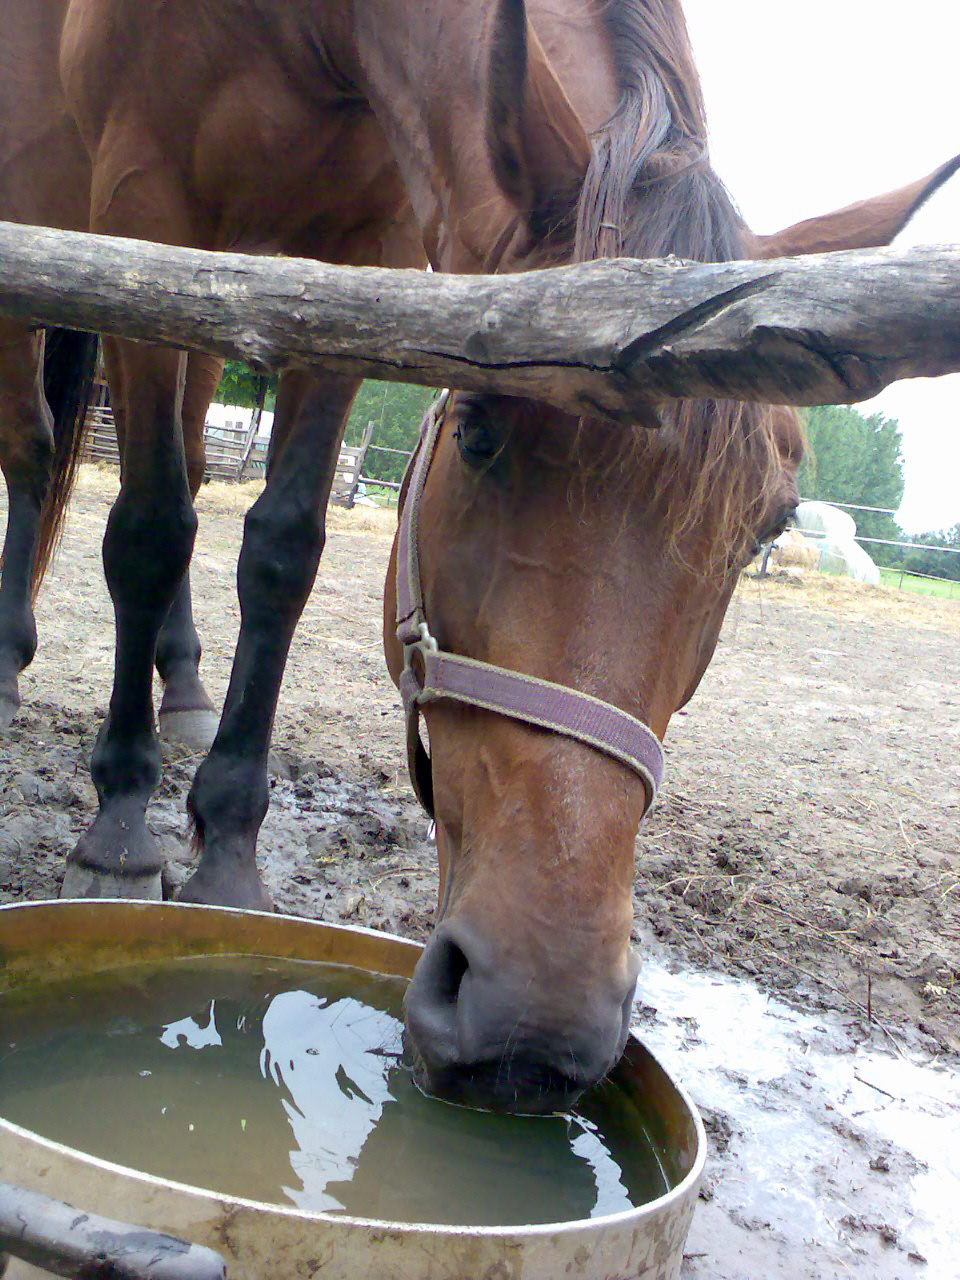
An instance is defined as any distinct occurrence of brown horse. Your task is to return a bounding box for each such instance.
[0,5,225,746]
[1,0,955,1109]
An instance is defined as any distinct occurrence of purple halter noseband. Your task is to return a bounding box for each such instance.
[395,392,665,819]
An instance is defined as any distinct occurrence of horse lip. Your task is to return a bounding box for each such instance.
[407,1052,593,1115]
[402,1004,602,1113]
[403,1006,622,1114]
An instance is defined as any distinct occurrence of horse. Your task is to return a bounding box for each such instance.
[0,0,955,1111]
[0,2,226,747]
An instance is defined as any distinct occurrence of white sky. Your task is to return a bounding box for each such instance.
[683,0,959,533]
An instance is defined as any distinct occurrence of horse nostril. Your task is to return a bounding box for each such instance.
[403,930,475,1068]
[434,937,469,1004]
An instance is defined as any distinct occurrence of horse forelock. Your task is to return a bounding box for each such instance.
[563,0,799,577]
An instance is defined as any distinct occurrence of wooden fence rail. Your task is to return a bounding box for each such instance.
[2,222,959,422]
[81,406,375,506]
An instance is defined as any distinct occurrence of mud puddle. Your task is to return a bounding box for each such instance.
[633,960,960,1278]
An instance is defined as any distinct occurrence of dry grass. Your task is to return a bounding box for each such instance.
[195,478,263,514]
[73,463,120,498]
[74,465,398,536]
[742,567,960,633]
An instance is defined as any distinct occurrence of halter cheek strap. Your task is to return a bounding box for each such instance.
[395,394,665,819]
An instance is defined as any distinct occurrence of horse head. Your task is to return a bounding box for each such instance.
[383,0,957,1112]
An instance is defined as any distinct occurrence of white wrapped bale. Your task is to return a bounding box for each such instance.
[818,537,882,584]
[792,502,881,584]
[795,501,857,541]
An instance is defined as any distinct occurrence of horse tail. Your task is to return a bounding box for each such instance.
[34,328,99,597]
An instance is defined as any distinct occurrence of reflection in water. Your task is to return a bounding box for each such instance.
[258,987,400,1211]
[0,958,666,1224]
[324,1068,611,1225]
[160,1000,223,1050]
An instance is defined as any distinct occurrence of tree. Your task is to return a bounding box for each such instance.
[798,405,904,564]
[897,522,960,583]
[215,360,277,409]
[343,381,437,488]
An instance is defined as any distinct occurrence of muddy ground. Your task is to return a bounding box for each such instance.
[2,467,958,1277]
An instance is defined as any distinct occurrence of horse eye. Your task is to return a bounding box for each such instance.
[454,412,500,466]
[759,503,798,544]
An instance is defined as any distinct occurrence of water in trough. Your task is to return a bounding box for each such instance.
[0,956,668,1225]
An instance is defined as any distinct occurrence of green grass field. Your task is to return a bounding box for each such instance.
[878,567,960,599]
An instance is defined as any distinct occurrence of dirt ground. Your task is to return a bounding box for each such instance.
[1,466,959,1275]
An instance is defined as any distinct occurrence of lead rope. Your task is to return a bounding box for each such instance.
[395,395,665,821]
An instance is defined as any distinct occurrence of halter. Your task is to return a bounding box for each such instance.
[395,393,665,819]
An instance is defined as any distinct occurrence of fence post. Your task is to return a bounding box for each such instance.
[344,419,376,508]
[759,541,774,578]
[238,376,268,481]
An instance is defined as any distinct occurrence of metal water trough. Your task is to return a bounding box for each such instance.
[0,900,705,1280]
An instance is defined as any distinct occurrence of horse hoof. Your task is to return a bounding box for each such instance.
[177,867,274,913]
[60,863,164,902]
[159,707,220,752]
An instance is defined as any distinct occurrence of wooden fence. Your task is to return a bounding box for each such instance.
[4,222,959,419]
[81,406,122,469]
[81,406,376,507]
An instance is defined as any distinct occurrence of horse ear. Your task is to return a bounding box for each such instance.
[485,0,591,238]
[751,154,960,259]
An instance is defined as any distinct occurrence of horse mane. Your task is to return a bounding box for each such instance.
[572,0,798,574]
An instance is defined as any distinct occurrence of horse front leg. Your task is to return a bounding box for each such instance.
[62,340,196,900]
[180,370,360,909]
[156,352,224,752]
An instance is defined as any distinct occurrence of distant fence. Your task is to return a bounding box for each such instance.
[816,500,960,560]
[773,499,960,595]
[82,407,375,508]
[883,566,959,597]
[84,410,959,561]
[354,441,414,502]
[801,526,960,559]
[82,404,268,481]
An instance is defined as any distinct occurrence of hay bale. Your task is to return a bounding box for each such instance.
[770,528,820,571]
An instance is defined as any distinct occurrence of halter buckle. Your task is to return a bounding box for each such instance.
[402,620,439,678]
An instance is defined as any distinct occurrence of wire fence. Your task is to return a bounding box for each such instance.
[883,567,959,598]
[819,501,899,516]
[801,529,960,557]
[772,505,959,595]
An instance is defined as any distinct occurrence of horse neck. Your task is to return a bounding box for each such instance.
[346,0,514,271]
[525,0,621,135]
[348,0,623,273]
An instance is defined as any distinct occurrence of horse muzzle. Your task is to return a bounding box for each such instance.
[402,919,639,1113]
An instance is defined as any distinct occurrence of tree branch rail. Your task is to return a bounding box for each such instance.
[1,222,958,422]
